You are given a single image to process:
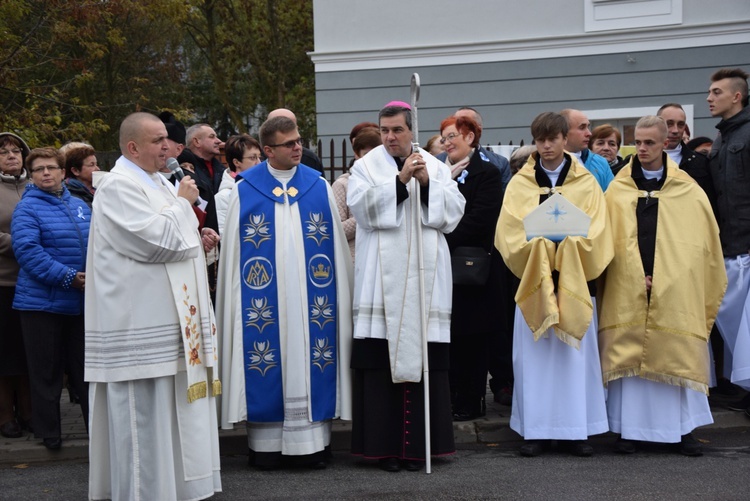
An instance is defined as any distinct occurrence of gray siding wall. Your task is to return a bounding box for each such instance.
[315,43,749,152]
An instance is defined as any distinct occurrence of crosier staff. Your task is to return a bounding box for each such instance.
[410,72,432,475]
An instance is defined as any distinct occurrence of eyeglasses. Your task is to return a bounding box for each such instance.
[0,148,22,157]
[243,154,261,162]
[267,138,303,149]
[439,133,462,145]
[30,165,63,174]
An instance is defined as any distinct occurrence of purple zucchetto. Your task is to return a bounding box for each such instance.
[383,101,411,110]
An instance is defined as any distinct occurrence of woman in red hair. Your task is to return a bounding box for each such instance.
[439,115,504,421]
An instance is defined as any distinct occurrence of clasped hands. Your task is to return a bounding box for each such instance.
[399,151,430,187]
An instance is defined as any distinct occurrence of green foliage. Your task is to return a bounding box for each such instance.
[0,0,317,149]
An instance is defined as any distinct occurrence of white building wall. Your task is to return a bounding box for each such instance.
[312,0,749,71]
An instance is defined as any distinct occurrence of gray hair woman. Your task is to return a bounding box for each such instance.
[0,133,32,438]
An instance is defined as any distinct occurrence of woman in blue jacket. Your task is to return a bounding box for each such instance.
[11,147,90,450]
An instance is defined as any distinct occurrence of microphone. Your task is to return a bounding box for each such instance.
[166,157,186,181]
[165,157,200,207]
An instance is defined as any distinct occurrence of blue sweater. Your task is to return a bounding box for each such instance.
[579,149,614,192]
[11,184,91,315]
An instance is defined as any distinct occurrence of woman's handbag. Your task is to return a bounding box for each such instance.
[451,247,491,286]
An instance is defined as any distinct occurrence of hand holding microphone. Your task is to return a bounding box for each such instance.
[167,157,199,205]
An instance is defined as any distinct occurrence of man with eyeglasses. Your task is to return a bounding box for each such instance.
[216,115,353,470]
[346,101,465,472]
[267,108,324,175]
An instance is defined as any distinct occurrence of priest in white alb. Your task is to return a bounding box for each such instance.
[86,112,222,500]
[216,116,353,470]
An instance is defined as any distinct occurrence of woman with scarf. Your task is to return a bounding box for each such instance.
[63,145,100,207]
[11,147,91,450]
[439,115,503,420]
[591,124,629,175]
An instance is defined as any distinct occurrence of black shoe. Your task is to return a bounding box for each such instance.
[519,440,544,457]
[615,437,637,454]
[726,393,750,411]
[713,378,740,396]
[452,410,477,421]
[401,460,423,472]
[378,457,401,472]
[256,464,278,471]
[43,437,62,450]
[309,460,327,470]
[453,396,486,421]
[0,420,22,439]
[679,433,703,457]
[565,440,594,457]
[745,407,750,420]
[453,408,484,421]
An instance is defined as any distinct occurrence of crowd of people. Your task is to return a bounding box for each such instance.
[0,66,748,499]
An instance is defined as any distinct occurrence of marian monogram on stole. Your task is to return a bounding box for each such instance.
[241,209,338,375]
[238,168,339,422]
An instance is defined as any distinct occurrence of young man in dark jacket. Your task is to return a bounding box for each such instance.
[708,68,750,415]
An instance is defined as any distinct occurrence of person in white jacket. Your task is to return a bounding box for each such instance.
[214,134,262,235]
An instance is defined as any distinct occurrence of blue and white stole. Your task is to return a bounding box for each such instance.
[237,163,338,422]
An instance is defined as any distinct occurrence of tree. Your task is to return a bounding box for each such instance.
[184,0,317,138]
[0,0,317,148]
[0,0,194,149]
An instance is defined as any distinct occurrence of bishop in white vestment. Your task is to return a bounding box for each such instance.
[347,104,465,472]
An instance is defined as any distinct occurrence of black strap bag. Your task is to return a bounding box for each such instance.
[451,247,491,286]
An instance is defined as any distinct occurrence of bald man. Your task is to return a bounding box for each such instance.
[268,108,324,174]
[560,109,614,191]
[86,112,222,500]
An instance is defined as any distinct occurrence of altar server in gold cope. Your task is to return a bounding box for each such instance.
[496,112,614,458]
[598,115,727,456]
